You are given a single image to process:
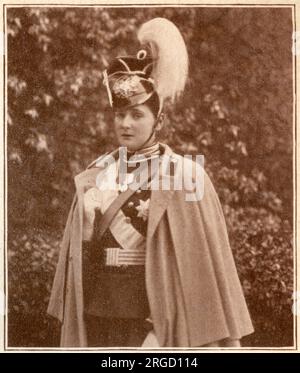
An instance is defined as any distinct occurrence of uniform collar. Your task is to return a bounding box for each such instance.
[86,143,175,169]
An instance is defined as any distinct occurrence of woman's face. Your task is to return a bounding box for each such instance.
[114,104,156,151]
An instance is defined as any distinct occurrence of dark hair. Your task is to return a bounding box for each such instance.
[144,92,160,118]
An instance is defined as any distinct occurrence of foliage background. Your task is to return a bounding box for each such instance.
[7,7,294,347]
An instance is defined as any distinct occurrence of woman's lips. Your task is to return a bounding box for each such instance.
[121,134,133,139]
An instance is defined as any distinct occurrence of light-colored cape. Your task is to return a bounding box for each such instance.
[47,143,254,347]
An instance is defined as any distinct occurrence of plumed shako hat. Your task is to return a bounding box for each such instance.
[102,17,189,116]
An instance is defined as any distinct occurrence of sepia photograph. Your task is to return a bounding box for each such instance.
[3,2,296,350]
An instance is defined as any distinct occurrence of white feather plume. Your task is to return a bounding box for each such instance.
[137,17,189,104]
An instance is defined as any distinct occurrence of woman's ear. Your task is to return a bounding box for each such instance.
[155,113,165,132]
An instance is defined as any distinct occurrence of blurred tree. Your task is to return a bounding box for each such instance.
[7,7,293,228]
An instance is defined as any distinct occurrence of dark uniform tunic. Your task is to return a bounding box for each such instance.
[82,148,160,347]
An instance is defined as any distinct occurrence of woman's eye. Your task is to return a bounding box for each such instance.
[115,112,125,120]
[132,112,143,119]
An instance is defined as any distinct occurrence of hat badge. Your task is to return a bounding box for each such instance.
[113,75,142,99]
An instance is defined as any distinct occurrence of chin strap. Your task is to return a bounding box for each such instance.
[131,113,162,154]
[138,128,156,150]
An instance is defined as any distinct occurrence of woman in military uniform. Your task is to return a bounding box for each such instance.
[48,17,254,348]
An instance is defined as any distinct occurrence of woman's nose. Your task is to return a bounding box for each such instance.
[120,114,131,129]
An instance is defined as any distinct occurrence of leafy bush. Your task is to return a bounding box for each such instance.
[8,228,61,347]
[226,206,293,346]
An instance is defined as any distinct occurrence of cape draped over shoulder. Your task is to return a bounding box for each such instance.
[47,143,254,347]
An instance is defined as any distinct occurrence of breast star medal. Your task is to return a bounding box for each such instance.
[135,198,150,221]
